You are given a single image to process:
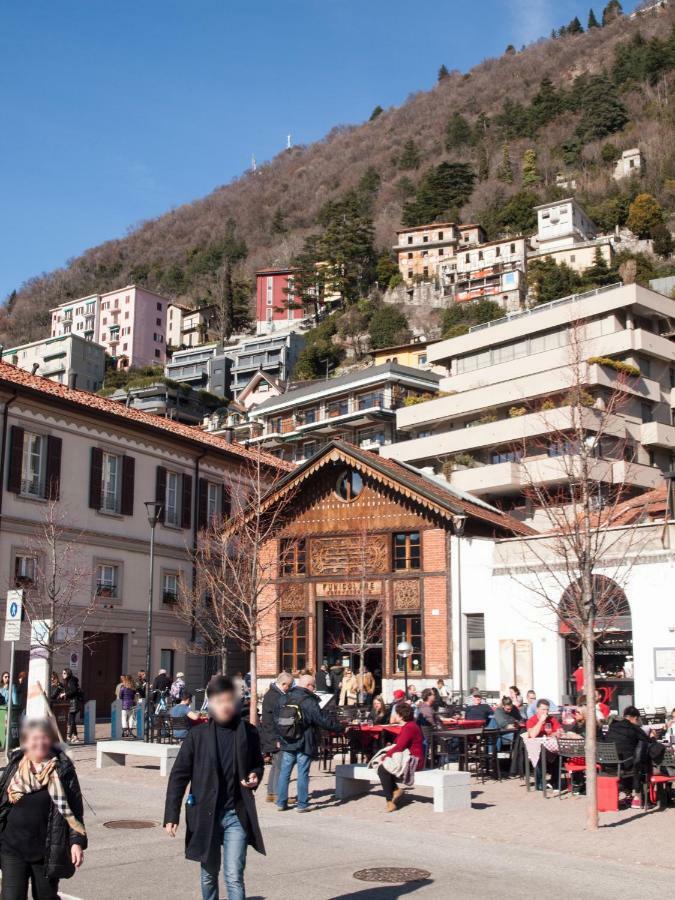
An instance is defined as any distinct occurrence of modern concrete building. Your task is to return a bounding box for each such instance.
[1,334,106,392]
[224,332,305,399]
[382,283,675,517]
[528,198,613,275]
[246,362,441,462]
[0,361,287,712]
[165,343,231,398]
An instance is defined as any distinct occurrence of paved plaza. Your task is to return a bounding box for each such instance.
[59,745,675,899]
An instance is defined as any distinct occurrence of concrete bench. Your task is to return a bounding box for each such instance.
[96,740,180,777]
[334,764,471,812]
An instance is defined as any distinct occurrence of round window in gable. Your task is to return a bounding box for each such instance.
[335,469,363,502]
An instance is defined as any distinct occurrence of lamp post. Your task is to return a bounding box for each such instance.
[144,501,163,742]
[452,514,468,704]
[397,640,413,699]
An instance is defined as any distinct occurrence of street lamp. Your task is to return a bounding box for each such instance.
[452,514,468,704]
[397,640,414,699]
[144,500,163,742]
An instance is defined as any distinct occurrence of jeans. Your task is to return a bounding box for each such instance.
[377,764,399,802]
[0,851,59,899]
[67,710,78,739]
[276,750,312,810]
[200,809,248,900]
[267,750,283,796]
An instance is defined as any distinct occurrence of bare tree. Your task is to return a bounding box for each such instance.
[326,527,383,697]
[17,501,98,682]
[175,449,296,725]
[505,323,648,830]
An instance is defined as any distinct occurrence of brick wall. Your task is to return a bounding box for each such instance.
[422,529,451,677]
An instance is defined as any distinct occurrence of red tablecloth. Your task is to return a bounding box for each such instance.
[348,723,403,735]
[440,719,486,729]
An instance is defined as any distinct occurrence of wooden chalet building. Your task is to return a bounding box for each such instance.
[256,441,534,692]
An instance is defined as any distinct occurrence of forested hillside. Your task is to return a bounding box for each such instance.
[4,1,674,345]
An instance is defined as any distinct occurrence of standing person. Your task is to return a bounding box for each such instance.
[48,675,62,707]
[170,672,186,705]
[436,679,450,703]
[315,665,331,694]
[163,675,265,900]
[357,668,375,706]
[15,673,28,716]
[0,672,11,706]
[118,676,137,738]
[377,702,424,813]
[572,663,585,695]
[134,670,147,700]
[260,673,292,803]
[338,668,358,707]
[153,668,171,701]
[60,669,81,745]
[274,673,345,813]
[0,719,86,899]
[329,663,344,704]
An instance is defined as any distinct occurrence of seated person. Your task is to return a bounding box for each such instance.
[594,689,610,722]
[490,696,521,749]
[169,692,200,739]
[527,699,561,738]
[663,708,675,742]
[417,689,442,728]
[605,706,656,809]
[368,695,389,725]
[464,692,494,724]
[524,690,538,718]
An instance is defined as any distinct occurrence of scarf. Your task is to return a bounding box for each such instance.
[8,756,86,837]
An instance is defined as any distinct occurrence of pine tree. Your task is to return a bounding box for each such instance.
[445,112,473,151]
[402,162,476,227]
[369,105,383,121]
[602,0,622,25]
[496,143,514,183]
[521,148,541,187]
[588,8,600,28]
[529,77,564,132]
[270,207,287,235]
[567,16,584,34]
[319,192,376,304]
[398,138,421,171]
[288,235,325,323]
[438,64,450,82]
[575,75,628,143]
[476,143,489,182]
[582,247,617,287]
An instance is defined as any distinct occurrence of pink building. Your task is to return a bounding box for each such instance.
[255,268,305,335]
[51,285,172,368]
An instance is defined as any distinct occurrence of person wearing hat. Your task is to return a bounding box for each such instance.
[389,690,406,722]
[170,672,186,704]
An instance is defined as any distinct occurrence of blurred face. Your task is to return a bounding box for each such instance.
[538,703,550,717]
[503,701,513,713]
[208,689,237,723]
[527,692,536,702]
[22,727,52,762]
[62,671,68,680]
[278,678,292,694]
[1,673,8,684]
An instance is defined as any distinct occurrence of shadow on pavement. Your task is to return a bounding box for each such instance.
[328,879,433,899]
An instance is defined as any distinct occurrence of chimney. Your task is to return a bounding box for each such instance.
[31,363,40,375]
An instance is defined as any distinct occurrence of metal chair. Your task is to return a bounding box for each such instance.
[556,736,592,798]
[596,741,631,781]
[646,746,675,807]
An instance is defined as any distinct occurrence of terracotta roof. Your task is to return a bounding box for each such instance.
[258,440,536,537]
[593,486,669,527]
[0,362,291,471]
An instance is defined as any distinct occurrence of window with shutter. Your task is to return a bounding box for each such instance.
[89,447,103,510]
[181,474,193,529]
[220,484,231,521]
[45,435,62,501]
[197,478,208,530]
[165,471,180,526]
[7,426,24,494]
[155,466,167,524]
[101,452,120,513]
[120,456,135,517]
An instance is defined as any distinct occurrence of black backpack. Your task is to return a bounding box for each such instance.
[276,697,305,743]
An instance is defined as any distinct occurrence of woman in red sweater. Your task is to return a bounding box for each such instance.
[377,702,424,812]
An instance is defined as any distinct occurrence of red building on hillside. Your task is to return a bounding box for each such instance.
[255,267,305,335]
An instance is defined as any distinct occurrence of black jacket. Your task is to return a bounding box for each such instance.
[274,686,344,758]
[0,749,87,879]
[62,676,81,714]
[163,718,265,871]
[260,685,285,755]
[153,673,171,694]
[606,718,653,764]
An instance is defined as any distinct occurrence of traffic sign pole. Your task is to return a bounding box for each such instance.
[4,590,24,761]
[5,640,15,762]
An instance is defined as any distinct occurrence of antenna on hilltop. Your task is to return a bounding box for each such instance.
[251,155,257,172]
[287,134,292,150]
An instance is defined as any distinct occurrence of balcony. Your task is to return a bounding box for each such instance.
[383,406,625,465]
[641,421,675,450]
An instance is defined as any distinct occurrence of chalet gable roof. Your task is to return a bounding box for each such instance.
[260,440,536,537]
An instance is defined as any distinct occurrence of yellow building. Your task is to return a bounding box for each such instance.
[372,339,431,369]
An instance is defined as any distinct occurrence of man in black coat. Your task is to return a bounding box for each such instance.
[606,705,657,808]
[274,672,345,812]
[164,675,265,900]
[259,672,292,803]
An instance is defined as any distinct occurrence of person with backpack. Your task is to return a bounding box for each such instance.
[274,672,345,813]
[170,673,186,705]
[60,669,82,745]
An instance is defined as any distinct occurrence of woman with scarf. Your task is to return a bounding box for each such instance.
[0,720,87,899]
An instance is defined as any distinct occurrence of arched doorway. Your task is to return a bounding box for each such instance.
[559,575,634,708]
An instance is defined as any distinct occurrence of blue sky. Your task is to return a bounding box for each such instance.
[0,0,640,300]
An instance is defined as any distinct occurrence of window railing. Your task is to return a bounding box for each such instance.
[96,582,118,598]
[162,590,178,604]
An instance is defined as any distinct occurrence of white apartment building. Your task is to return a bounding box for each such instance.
[614,147,644,181]
[382,283,675,517]
[393,223,489,285]
[51,285,173,369]
[529,198,613,275]
[1,333,105,392]
[440,236,527,311]
[0,362,286,713]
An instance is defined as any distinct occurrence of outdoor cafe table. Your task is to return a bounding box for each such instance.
[432,727,485,772]
[346,723,403,762]
[522,735,560,798]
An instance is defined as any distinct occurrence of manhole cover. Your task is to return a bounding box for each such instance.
[353,867,431,884]
[103,820,157,830]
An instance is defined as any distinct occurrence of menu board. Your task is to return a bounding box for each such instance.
[654,647,675,680]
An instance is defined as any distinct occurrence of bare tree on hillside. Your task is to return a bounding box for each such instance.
[504,322,649,830]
